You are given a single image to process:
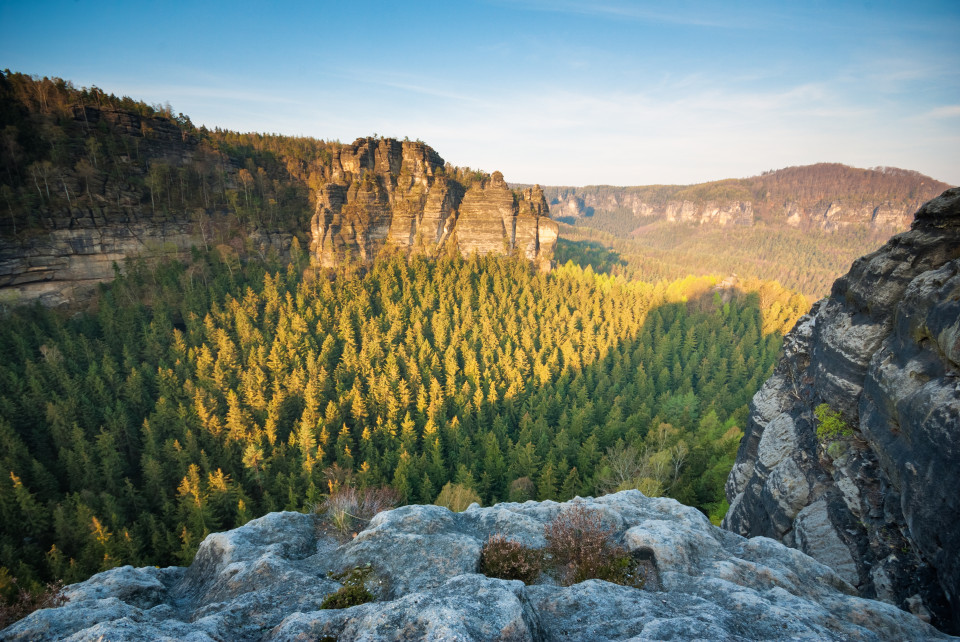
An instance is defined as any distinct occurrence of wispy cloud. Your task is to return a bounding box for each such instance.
[491,0,768,29]
[920,105,960,119]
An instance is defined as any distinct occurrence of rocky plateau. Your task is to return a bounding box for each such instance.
[4,491,952,641]
[724,187,960,633]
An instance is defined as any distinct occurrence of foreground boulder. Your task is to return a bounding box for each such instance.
[724,187,960,633]
[3,491,951,641]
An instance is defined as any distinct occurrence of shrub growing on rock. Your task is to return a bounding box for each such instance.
[478,534,545,584]
[320,564,375,610]
[545,505,643,587]
[814,403,853,442]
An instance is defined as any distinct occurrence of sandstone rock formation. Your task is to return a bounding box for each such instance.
[724,187,960,633]
[2,75,558,306]
[3,491,950,641]
[310,138,558,271]
[0,133,556,308]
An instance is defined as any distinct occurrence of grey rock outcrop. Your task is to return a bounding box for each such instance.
[724,187,960,632]
[3,491,951,641]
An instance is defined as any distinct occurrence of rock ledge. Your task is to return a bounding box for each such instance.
[3,491,951,641]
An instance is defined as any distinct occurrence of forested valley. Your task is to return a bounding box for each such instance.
[0,245,806,596]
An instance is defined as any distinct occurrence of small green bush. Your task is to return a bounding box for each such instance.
[544,506,644,588]
[434,482,481,512]
[320,564,375,610]
[479,534,545,584]
[814,403,853,442]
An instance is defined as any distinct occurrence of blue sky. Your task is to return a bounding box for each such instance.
[2,0,958,186]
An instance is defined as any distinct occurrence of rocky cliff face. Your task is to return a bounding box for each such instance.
[0,219,291,307]
[0,129,555,307]
[723,187,960,632]
[550,191,925,231]
[544,164,951,233]
[3,491,950,641]
[310,138,558,270]
[553,192,758,228]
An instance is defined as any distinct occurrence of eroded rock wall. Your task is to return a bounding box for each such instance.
[0,216,194,307]
[723,187,960,632]
[309,139,558,271]
[550,190,935,231]
[0,212,291,307]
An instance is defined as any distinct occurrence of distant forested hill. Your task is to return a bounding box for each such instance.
[541,164,949,233]
[0,70,332,236]
[534,165,952,298]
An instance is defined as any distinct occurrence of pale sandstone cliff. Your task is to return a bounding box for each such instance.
[723,187,960,633]
[310,138,558,270]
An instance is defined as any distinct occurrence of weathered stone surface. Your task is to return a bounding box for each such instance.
[4,492,950,641]
[665,199,755,226]
[724,187,960,633]
[310,141,558,271]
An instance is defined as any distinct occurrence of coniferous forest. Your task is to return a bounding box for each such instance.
[0,70,838,606]
[3,0,958,635]
[0,245,806,593]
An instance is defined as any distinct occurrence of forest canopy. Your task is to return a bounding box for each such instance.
[0,248,806,596]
